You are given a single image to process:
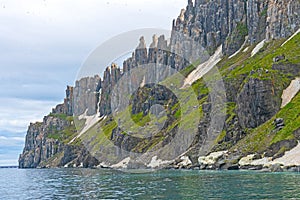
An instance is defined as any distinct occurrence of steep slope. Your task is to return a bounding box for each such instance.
[19,0,300,170]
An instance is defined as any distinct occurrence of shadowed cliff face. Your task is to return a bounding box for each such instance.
[19,0,300,169]
[237,78,281,129]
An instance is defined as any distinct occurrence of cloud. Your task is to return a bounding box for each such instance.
[0,135,24,166]
[0,98,58,133]
[0,136,24,146]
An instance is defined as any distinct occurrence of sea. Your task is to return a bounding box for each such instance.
[0,168,299,199]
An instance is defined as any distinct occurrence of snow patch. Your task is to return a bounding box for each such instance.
[272,142,300,166]
[69,110,103,144]
[140,75,146,87]
[147,156,171,168]
[111,157,131,169]
[281,28,300,47]
[238,143,300,167]
[251,39,265,57]
[228,36,248,59]
[183,45,223,88]
[250,157,271,166]
[281,77,300,108]
[243,47,249,53]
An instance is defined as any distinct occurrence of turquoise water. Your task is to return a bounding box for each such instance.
[0,168,299,199]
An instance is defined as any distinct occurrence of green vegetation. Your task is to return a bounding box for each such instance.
[232,92,300,154]
[260,7,268,17]
[214,130,226,145]
[75,33,300,158]
[271,94,300,144]
[236,22,248,37]
[49,113,68,120]
[131,112,151,127]
[180,59,202,77]
[46,115,78,144]
[216,33,300,154]
[225,33,300,80]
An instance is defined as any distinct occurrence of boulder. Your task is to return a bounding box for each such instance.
[198,151,228,169]
[273,55,285,63]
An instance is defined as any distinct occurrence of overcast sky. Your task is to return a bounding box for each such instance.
[0,0,187,166]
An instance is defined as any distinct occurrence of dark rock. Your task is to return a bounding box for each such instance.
[52,86,73,116]
[202,103,211,113]
[286,166,300,172]
[269,164,283,172]
[237,78,281,129]
[293,128,300,140]
[274,118,285,129]
[265,139,298,158]
[99,64,121,116]
[272,63,300,76]
[239,163,263,170]
[227,165,239,170]
[273,55,285,63]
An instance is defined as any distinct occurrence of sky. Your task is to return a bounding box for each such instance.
[0,0,187,166]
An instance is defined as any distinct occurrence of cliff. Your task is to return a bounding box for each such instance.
[19,0,300,171]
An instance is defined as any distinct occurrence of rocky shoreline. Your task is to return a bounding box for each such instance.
[35,153,300,173]
[33,148,300,173]
[168,152,300,173]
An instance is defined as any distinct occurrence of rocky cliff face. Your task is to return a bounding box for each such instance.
[73,75,101,116]
[237,78,281,129]
[266,0,300,40]
[99,64,122,116]
[19,116,67,168]
[19,85,100,168]
[19,0,300,169]
[19,86,73,168]
[171,0,299,56]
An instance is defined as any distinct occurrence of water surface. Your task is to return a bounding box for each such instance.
[0,168,299,199]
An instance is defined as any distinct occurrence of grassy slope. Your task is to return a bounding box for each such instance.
[74,33,300,159]
[223,33,300,154]
[233,92,300,154]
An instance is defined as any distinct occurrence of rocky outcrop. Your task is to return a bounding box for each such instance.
[52,86,74,116]
[73,75,101,116]
[19,116,69,168]
[171,0,299,56]
[19,86,99,168]
[266,0,300,40]
[237,78,281,128]
[99,64,121,116]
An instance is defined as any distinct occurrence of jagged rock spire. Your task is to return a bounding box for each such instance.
[150,34,158,48]
[137,36,147,49]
